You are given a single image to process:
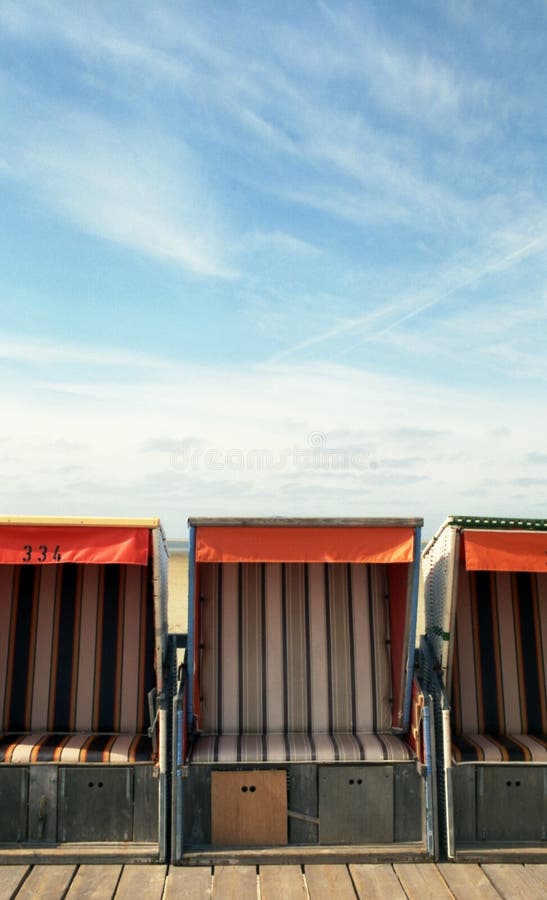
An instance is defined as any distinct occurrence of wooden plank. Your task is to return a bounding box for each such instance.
[304,865,356,900]
[0,866,30,900]
[182,841,427,866]
[16,865,76,900]
[525,866,547,890]
[115,865,167,900]
[259,865,307,900]
[212,866,256,900]
[164,866,212,900]
[211,771,287,847]
[394,863,454,899]
[456,847,547,864]
[0,843,158,865]
[65,865,121,899]
[482,864,547,900]
[438,863,501,898]
[349,864,406,899]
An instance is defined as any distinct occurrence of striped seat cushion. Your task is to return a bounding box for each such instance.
[450,570,547,748]
[452,733,547,763]
[0,563,155,736]
[0,732,154,764]
[191,732,413,764]
[198,562,392,737]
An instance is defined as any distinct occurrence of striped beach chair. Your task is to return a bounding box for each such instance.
[0,517,170,861]
[173,517,436,862]
[422,516,547,860]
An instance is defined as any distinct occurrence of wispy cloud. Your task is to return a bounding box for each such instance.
[0,0,500,240]
[0,88,236,277]
[1,334,546,534]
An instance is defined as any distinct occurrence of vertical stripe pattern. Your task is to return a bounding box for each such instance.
[1,563,154,735]
[450,567,547,761]
[451,568,547,736]
[198,561,393,737]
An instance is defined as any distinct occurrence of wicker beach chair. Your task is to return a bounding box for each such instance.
[173,517,436,862]
[0,517,170,862]
[422,516,547,860]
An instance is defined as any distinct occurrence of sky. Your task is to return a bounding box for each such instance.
[0,0,546,539]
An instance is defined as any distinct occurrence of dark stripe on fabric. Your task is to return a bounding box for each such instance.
[450,734,482,762]
[354,732,365,760]
[304,565,313,736]
[130,734,153,762]
[8,566,36,731]
[97,566,120,731]
[281,564,289,734]
[1,574,14,732]
[324,564,334,734]
[0,733,23,762]
[52,565,78,731]
[84,733,113,762]
[367,566,377,733]
[260,564,267,734]
[347,564,357,733]
[376,733,389,761]
[238,563,243,736]
[33,733,67,762]
[474,572,499,733]
[516,573,542,733]
[493,733,529,762]
[216,566,223,733]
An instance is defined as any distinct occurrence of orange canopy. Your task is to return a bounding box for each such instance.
[463,530,547,573]
[195,525,415,564]
[0,525,149,566]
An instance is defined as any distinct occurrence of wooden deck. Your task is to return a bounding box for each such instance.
[1,862,546,899]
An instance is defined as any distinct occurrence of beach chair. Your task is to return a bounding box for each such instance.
[0,517,170,862]
[173,517,436,863]
[422,516,547,860]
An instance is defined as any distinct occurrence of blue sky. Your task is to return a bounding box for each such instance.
[1,0,546,538]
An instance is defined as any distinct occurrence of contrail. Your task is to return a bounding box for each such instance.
[270,232,547,362]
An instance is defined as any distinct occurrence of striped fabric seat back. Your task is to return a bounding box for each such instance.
[0,563,155,734]
[450,567,547,736]
[198,562,392,735]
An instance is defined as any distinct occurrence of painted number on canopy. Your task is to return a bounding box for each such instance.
[22,544,62,562]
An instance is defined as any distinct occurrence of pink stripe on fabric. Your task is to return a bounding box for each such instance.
[351,563,375,733]
[221,565,239,734]
[58,733,89,762]
[10,733,45,764]
[75,566,100,732]
[264,565,284,733]
[509,733,547,763]
[109,733,134,763]
[308,564,329,733]
[119,567,142,732]
[30,567,58,731]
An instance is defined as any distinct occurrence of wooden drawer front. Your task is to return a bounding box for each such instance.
[211,770,287,846]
